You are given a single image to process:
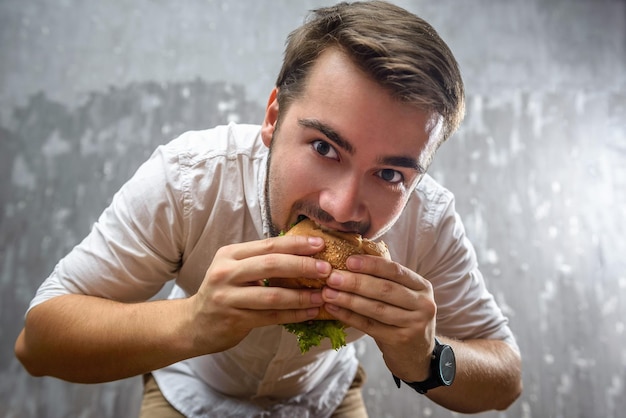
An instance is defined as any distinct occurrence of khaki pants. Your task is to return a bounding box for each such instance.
[139,365,368,418]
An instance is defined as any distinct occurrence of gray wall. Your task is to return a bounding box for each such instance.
[1,1,625,417]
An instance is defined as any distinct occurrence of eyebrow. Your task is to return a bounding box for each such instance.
[380,155,426,174]
[298,118,355,155]
[298,117,425,174]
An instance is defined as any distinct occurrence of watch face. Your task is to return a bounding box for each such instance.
[439,345,456,386]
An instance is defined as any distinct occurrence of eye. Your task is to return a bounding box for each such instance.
[312,140,339,160]
[377,169,404,184]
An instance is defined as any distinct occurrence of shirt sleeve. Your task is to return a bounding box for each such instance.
[28,140,186,311]
[417,193,519,352]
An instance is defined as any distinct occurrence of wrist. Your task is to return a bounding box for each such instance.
[393,337,456,394]
[180,296,210,356]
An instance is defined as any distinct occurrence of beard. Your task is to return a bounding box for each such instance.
[263,133,281,237]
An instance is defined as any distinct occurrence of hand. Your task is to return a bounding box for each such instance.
[321,254,437,382]
[188,235,330,354]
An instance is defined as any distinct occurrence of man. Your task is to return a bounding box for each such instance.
[15,1,522,417]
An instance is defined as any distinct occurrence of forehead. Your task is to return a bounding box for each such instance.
[289,48,442,167]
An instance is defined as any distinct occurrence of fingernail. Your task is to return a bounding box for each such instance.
[316,260,331,274]
[325,304,339,312]
[308,237,324,246]
[327,271,343,286]
[324,288,339,299]
[347,256,363,270]
[306,308,320,317]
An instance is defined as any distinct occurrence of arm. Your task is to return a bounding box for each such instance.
[15,295,196,383]
[425,337,522,413]
[322,255,522,412]
[15,235,330,383]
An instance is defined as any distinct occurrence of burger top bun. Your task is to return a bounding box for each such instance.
[268,218,390,320]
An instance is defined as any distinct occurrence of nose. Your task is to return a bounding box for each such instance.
[318,173,367,225]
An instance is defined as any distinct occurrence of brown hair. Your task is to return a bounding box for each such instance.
[275,1,465,145]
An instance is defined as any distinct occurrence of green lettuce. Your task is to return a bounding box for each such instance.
[283,320,347,353]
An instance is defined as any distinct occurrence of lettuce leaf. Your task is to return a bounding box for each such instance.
[283,320,347,353]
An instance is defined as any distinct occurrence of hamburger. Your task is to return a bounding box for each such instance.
[267,218,390,353]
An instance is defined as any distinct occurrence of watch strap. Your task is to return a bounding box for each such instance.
[392,337,456,394]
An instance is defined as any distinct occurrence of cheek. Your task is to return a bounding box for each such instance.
[367,190,409,236]
[273,157,318,193]
[376,198,402,219]
[267,152,321,216]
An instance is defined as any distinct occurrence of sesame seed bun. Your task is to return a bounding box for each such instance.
[268,218,390,320]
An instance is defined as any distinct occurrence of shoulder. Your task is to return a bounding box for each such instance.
[163,123,266,166]
[396,173,457,234]
[413,174,456,223]
[383,174,463,267]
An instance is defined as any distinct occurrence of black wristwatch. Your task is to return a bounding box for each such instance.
[393,337,456,394]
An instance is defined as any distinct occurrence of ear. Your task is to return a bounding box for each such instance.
[261,87,279,147]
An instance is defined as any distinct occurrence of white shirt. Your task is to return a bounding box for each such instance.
[29,123,517,417]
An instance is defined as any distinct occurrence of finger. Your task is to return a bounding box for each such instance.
[226,235,326,260]
[325,301,428,350]
[224,286,325,311]
[345,255,431,291]
[323,271,436,326]
[325,270,419,311]
[254,307,322,328]
[323,283,415,328]
[227,294,324,329]
[229,251,331,285]
[323,295,434,348]
[323,301,391,336]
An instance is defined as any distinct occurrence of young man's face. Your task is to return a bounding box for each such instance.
[262,48,443,239]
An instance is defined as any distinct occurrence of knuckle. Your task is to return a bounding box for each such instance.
[260,254,280,273]
[264,288,283,305]
[298,290,308,307]
[422,278,433,293]
[425,299,437,318]
[391,262,405,278]
[360,316,376,333]
[373,301,387,317]
[207,265,231,285]
[300,256,313,276]
[348,275,362,292]
[415,296,437,321]
[210,288,230,308]
[379,280,394,295]
[214,245,231,258]
[260,237,278,253]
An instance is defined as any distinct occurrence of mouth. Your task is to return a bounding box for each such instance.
[289,204,369,235]
[293,214,335,232]
[284,214,309,231]
[293,214,362,237]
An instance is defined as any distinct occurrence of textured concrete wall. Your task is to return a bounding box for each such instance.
[1,1,625,417]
